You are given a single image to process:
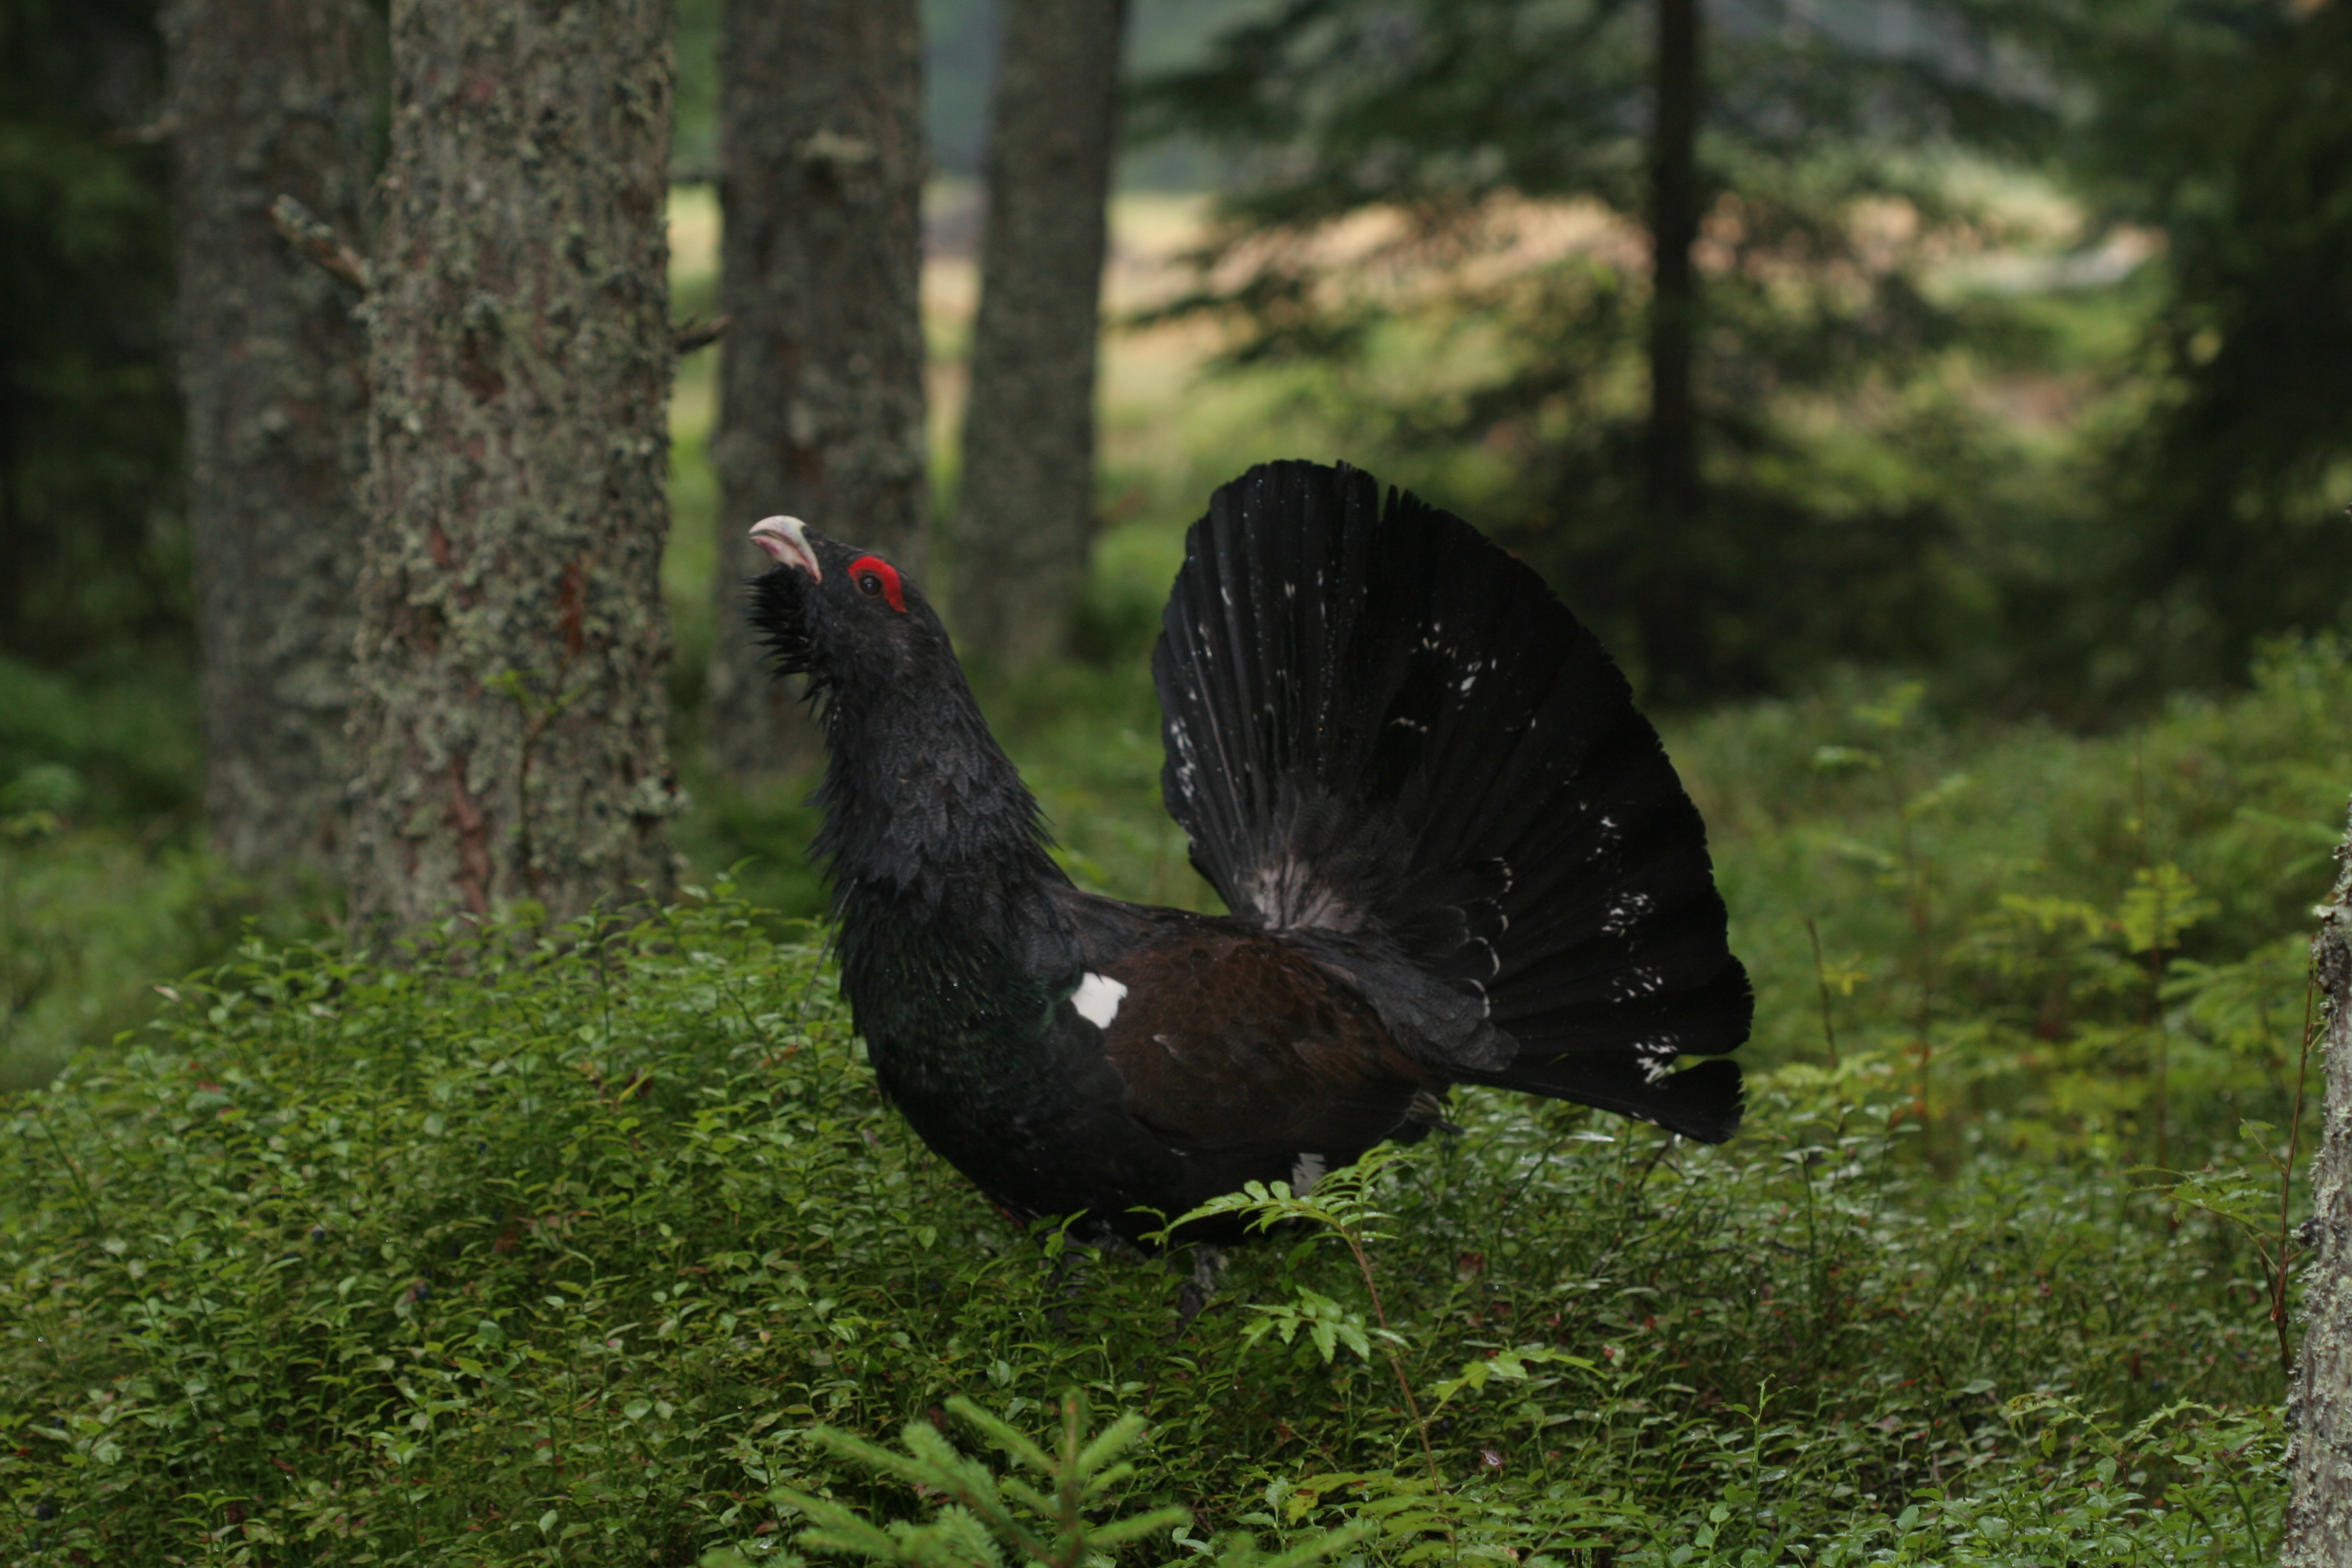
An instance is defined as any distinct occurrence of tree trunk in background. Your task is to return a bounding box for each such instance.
[704,0,927,782]
[164,0,370,875]
[2287,805,2352,1561]
[950,0,1126,670]
[1642,0,1702,614]
[345,0,681,936]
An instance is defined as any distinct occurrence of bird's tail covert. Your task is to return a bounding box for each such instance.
[1153,461,1750,1141]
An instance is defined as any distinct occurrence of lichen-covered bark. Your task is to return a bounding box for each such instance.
[165,0,370,875]
[949,0,1126,670]
[704,0,927,781]
[346,0,681,934]
[2288,800,2352,1563]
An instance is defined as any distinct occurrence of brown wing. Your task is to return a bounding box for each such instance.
[1085,926,1433,1159]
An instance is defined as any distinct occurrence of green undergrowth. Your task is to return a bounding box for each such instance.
[0,655,317,1093]
[1,895,2292,1565]
[1673,639,2352,1179]
[0,817,325,1096]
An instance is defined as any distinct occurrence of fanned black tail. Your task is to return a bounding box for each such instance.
[1152,461,1750,1141]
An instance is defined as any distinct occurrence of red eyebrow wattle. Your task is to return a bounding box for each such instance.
[849,555,906,612]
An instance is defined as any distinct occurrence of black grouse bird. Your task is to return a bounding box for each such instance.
[748,460,1749,1245]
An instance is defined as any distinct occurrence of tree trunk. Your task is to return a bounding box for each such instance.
[345,0,681,936]
[164,0,370,875]
[1642,0,1703,639]
[2287,802,2352,1561]
[703,0,928,782]
[950,0,1127,670]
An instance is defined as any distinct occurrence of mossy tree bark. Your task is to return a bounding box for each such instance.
[165,0,370,875]
[346,0,681,935]
[949,0,1126,670]
[2287,804,2352,1561]
[704,0,927,782]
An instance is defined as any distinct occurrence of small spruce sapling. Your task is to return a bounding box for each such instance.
[709,1392,1368,1568]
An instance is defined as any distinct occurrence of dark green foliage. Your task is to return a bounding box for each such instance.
[1131,0,2075,704]
[728,1393,1372,1568]
[0,659,238,1094]
[1129,0,2352,710]
[0,652,197,824]
[0,887,2293,1563]
[0,0,184,666]
[768,1396,1196,1568]
[1686,642,2352,1117]
[0,811,274,1096]
[2061,0,2352,693]
[1134,0,2052,219]
[674,0,722,174]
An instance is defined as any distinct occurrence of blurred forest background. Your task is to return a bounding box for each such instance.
[2,0,2349,1087]
[5,2,2352,1559]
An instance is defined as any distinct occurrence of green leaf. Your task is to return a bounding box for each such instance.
[2117,863,2217,954]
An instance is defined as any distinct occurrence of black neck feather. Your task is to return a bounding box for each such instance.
[809,651,1071,945]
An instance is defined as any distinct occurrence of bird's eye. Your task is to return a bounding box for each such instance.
[845,554,907,612]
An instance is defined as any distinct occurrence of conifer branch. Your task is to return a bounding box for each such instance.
[101,117,176,146]
[673,315,731,355]
[268,194,369,295]
[737,1393,1369,1568]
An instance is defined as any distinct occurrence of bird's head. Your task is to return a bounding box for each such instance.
[747,515,957,705]
[743,514,1065,906]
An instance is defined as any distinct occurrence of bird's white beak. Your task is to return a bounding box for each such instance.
[749,515,820,581]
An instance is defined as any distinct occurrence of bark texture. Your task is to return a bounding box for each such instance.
[704,0,928,781]
[346,0,681,934]
[2287,802,2352,1563]
[165,0,370,874]
[950,0,1127,670]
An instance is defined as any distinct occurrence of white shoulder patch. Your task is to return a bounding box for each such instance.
[1071,972,1128,1029]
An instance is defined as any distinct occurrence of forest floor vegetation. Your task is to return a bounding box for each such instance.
[2,634,2340,1560]
[0,180,2336,1563]
[0,881,2301,1564]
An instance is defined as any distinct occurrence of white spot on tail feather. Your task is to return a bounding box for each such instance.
[1637,1034,1683,1083]
[1601,892,1654,937]
[1072,973,1128,1028]
[1610,964,1666,1002]
[1290,1153,1328,1194]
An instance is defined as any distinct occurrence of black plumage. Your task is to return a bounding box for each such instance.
[747,460,1750,1245]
